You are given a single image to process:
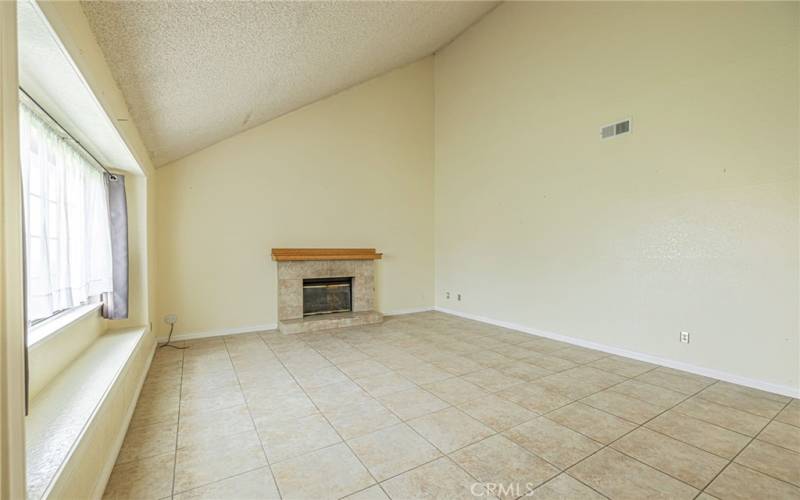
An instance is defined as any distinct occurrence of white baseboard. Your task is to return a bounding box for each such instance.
[384,306,434,316]
[157,323,278,343]
[92,334,155,499]
[434,306,800,399]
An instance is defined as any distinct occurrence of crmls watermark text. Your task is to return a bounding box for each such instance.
[470,482,538,497]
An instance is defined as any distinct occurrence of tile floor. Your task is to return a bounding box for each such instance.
[103,312,800,499]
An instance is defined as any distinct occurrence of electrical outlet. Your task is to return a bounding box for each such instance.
[446,291,451,299]
[680,331,690,344]
[164,314,178,325]
[457,294,462,301]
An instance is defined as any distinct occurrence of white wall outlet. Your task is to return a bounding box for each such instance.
[164,314,178,325]
[680,331,690,344]
[457,294,462,301]
[446,291,451,299]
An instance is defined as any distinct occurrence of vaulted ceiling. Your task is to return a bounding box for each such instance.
[80,1,498,167]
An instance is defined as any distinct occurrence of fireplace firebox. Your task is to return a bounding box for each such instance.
[302,277,353,316]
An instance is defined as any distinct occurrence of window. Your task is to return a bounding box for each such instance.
[19,101,113,324]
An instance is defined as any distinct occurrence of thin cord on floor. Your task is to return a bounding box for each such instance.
[159,323,188,349]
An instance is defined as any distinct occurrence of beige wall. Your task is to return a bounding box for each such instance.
[156,58,435,336]
[434,2,799,391]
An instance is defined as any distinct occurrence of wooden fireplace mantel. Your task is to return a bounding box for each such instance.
[271,248,383,261]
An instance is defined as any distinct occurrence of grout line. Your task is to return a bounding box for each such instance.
[221,335,284,500]
[169,347,186,498]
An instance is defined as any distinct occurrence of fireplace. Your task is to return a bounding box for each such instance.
[303,277,353,316]
[273,248,383,334]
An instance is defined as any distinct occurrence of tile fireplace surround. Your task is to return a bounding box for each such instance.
[273,249,383,334]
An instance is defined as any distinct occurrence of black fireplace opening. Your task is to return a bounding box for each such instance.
[302,277,353,316]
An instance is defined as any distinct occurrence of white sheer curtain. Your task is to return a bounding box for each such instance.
[19,102,113,322]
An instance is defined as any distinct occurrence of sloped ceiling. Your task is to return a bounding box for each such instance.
[80,1,498,167]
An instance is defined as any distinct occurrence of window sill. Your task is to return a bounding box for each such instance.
[26,327,148,499]
[28,302,103,347]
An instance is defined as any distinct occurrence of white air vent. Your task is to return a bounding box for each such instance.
[601,119,631,139]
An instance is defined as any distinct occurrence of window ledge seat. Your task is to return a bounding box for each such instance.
[26,326,153,500]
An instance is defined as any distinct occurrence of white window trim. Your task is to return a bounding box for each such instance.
[28,302,103,348]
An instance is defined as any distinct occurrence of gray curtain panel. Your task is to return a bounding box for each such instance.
[103,173,129,319]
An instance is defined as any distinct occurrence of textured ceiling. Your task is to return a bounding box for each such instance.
[80,1,498,167]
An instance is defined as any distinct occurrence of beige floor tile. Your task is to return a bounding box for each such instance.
[247,390,319,426]
[343,485,390,500]
[461,368,524,392]
[611,427,728,489]
[305,380,374,412]
[324,398,401,439]
[178,404,254,448]
[257,413,341,463]
[451,435,559,499]
[431,355,485,376]
[271,443,375,500]
[174,429,267,493]
[758,420,800,453]
[588,355,657,378]
[116,421,177,465]
[607,379,686,409]
[396,363,453,385]
[525,353,578,372]
[348,423,441,481]
[550,347,608,364]
[463,350,515,368]
[380,457,479,500]
[293,365,351,389]
[775,399,800,427]
[569,448,698,499]
[422,378,488,405]
[645,410,750,459]
[581,390,662,424]
[408,407,494,453]
[495,382,573,414]
[179,384,246,417]
[494,361,552,382]
[458,394,537,432]
[735,439,800,486]
[527,373,601,400]
[528,474,605,500]
[180,370,240,397]
[103,452,174,500]
[707,463,800,500]
[378,387,450,420]
[129,390,180,429]
[698,384,787,419]
[504,418,601,470]
[546,402,636,444]
[355,372,416,397]
[673,397,769,436]
[635,368,715,395]
[173,467,280,499]
[336,359,391,379]
[521,338,572,354]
